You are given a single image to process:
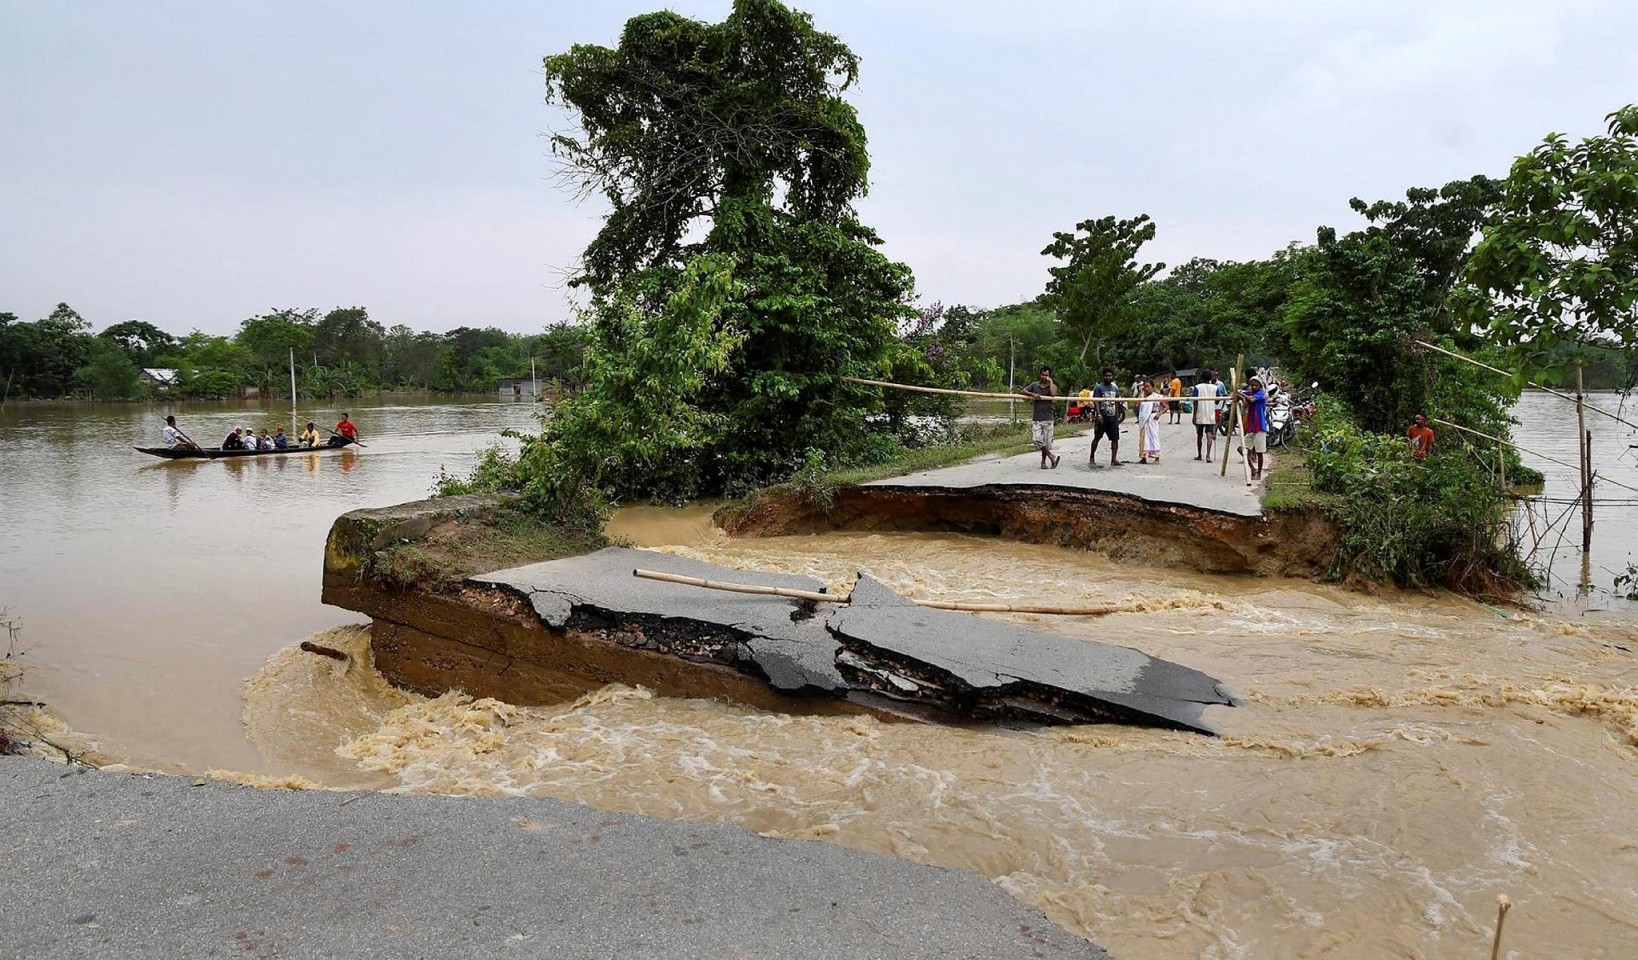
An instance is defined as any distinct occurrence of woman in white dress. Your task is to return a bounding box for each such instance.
[1136,379,1163,464]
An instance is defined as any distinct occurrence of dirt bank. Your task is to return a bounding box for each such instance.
[322,496,875,718]
[719,484,1339,578]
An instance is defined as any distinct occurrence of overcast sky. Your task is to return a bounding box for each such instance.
[2,1,1634,335]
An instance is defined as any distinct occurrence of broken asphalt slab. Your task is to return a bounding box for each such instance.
[0,757,1110,960]
[475,546,850,696]
[474,547,1231,734]
[831,576,1235,731]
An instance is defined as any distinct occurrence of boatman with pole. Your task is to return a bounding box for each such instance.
[329,412,360,447]
[161,415,199,450]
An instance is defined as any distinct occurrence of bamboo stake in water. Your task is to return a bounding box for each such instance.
[632,569,1135,616]
[1489,894,1511,960]
[1577,365,1591,554]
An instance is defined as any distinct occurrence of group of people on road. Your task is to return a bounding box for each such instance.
[1021,367,1272,478]
[160,413,359,452]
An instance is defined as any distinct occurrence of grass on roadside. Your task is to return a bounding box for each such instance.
[1261,438,1339,513]
[765,421,1091,517]
[369,509,606,590]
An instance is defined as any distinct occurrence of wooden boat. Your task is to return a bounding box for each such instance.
[135,438,356,460]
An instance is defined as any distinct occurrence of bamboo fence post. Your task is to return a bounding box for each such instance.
[1221,355,1248,480]
[1489,895,1511,960]
[1577,366,1591,553]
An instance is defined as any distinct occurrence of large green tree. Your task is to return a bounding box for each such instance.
[1280,177,1511,433]
[237,309,317,367]
[313,307,385,369]
[1041,214,1164,366]
[543,0,914,496]
[1467,105,1638,361]
[98,320,178,367]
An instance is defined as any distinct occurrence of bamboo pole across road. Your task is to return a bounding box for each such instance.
[632,569,1136,617]
[845,376,1213,405]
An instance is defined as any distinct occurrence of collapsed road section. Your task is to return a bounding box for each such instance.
[324,500,1234,733]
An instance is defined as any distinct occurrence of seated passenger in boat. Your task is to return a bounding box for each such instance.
[273,427,289,449]
[221,427,246,450]
[257,429,275,450]
[299,422,319,448]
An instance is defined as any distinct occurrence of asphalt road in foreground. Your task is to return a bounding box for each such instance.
[0,757,1109,960]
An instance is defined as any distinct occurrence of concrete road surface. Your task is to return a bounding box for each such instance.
[0,757,1110,960]
[870,418,1269,517]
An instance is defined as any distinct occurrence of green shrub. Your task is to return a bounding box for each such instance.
[1305,398,1532,592]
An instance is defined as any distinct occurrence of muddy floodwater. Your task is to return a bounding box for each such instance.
[4,393,1638,958]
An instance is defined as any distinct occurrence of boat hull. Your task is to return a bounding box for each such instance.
[135,439,355,460]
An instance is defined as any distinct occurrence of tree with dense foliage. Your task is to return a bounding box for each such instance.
[1041,214,1164,367]
[98,320,179,367]
[237,309,317,367]
[1279,177,1510,433]
[1467,105,1638,362]
[542,0,914,496]
[76,340,143,399]
[526,254,745,509]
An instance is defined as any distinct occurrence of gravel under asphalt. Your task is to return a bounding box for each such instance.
[0,757,1110,959]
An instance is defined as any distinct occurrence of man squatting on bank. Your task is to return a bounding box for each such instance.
[1020,365,1063,469]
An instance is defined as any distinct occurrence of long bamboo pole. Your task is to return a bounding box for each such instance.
[1415,339,1638,433]
[845,376,1213,405]
[1430,417,1638,496]
[635,569,836,603]
[632,569,1135,617]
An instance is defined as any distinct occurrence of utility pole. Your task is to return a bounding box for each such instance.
[1008,336,1016,426]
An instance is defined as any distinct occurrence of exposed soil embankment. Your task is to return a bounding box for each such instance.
[323,497,872,717]
[719,484,1338,578]
[323,498,1235,732]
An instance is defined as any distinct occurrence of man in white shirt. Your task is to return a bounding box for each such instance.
[1191,375,1220,462]
[161,415,197,450]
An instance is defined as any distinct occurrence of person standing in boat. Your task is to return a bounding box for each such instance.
[299,422,319,448]
[162,415,198,450]
[330,412,359,447]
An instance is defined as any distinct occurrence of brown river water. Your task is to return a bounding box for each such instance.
[3,393,1637,958]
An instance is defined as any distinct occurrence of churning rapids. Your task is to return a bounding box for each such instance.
[229,524,1638,960]
[5,397,1635,958]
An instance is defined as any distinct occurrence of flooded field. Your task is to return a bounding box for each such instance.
[3,392,1637,957]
